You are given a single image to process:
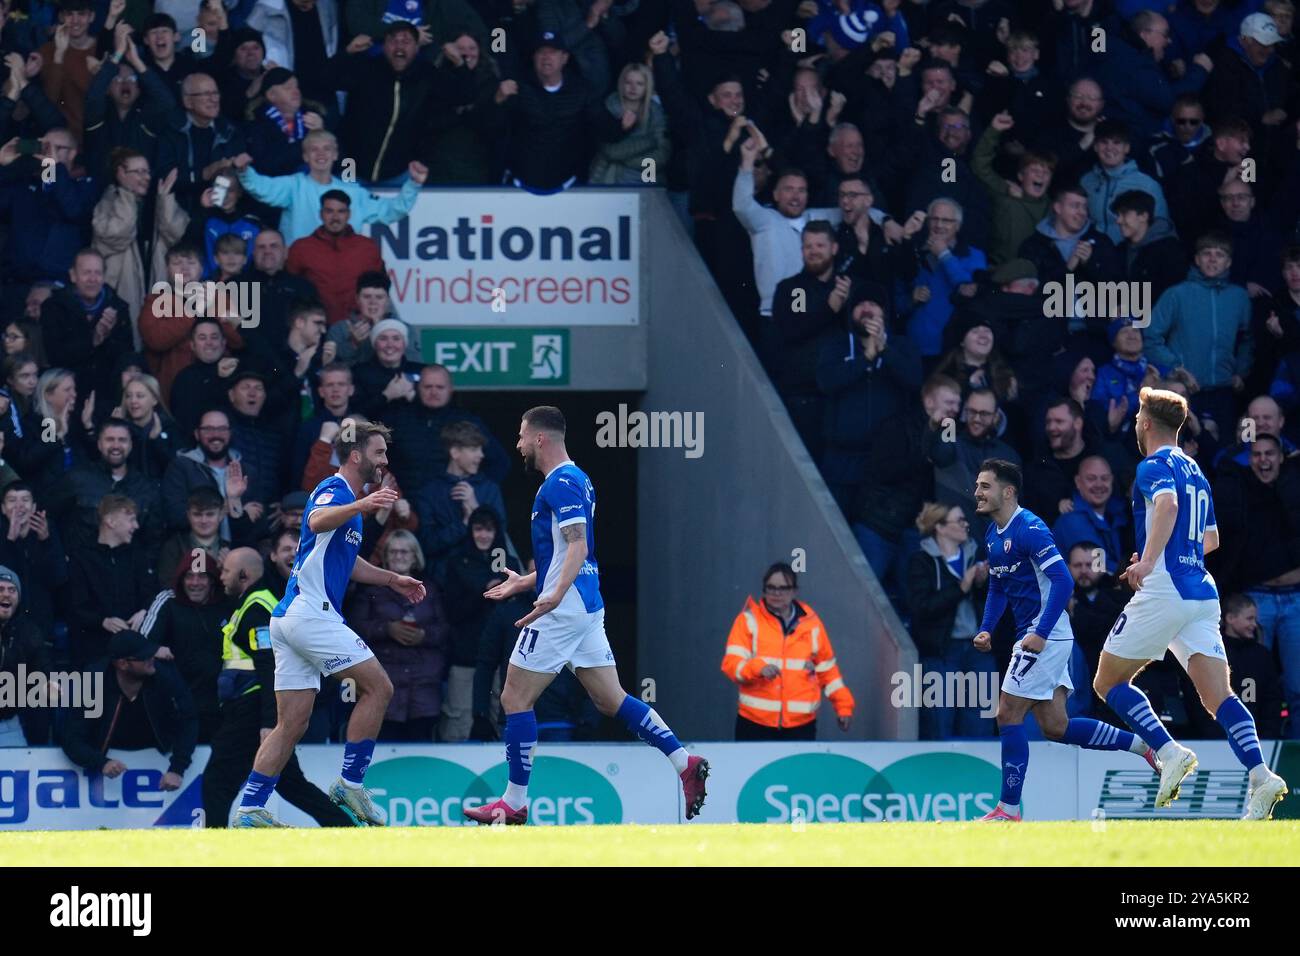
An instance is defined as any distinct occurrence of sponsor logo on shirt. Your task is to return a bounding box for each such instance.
[559,504,583,514]
[345,528,362,546]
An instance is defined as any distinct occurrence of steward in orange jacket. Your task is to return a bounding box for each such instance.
[721,567,854,739]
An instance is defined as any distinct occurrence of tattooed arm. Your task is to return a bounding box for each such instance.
[514,522,588,627]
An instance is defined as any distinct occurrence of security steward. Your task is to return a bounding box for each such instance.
[201,548,352,827]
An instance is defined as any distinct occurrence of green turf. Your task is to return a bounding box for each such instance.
[1,820,1296,866]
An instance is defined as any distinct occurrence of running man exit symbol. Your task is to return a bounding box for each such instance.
[531,334,563,380]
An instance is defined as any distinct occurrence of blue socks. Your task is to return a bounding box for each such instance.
[239,770,278,809]
[1106,683,1174,751]
[999,723,1029,807]
[341,739,376,785]
[503,711,537,809]
[616,695,683,754]
[1063,717,1139,752]
[1216,696,1265,772]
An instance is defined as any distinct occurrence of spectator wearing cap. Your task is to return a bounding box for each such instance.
[138,13,194,101]
[226,369,287,508]
[1095,10,1212,147]
[153,72,248,217]
[291,361,354,485]
[1146,95,1212,183]
[1204,13,1289,142]
[439,505,520,742]
[139,549,226,743]
[414,421,507,569]
[972,111,1055,267]
[93,147,192,326]
[41,249,134,403]
[156,486,229,589]
[0,565,49,746]
[1212,432,1300,733]
[0,481,67,636]
[853,374,962,610]
[771,222,856,461]
[385,363,511,492]
[235,129,426,245]
[897,197,986,364]
[286,190,385,325]
[1147,230,1253,431]
[59,627,197,790]
[1052,454,1129,573]
[246,67,329,176]
[1095,320,1159,445]
[139,242,245,403]
[1216,179,1283,297]
[817,286,921,513]
[46,416,164,553]
[64,495,158,668]
[351,318,422,418]
[1079,120,1171,244]
[345,0,487,53]
[219,26,271,124]
[325,271,400,366]
[498,31,621,192]
[247,0,341,108]
[333,22,437,185]
[932,387,1021,535]
[83,27,178,184]
[1112,188,1187,301]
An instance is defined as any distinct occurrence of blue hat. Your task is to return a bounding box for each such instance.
[829,10,878,51]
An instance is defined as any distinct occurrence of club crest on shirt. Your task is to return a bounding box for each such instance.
[316,492,334,504]
[1003,539,1012,553]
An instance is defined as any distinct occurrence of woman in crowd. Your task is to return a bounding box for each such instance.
[16,369,90,490]
[3,353,39,437]
[590,63,670,185]
[347,530,448,742]
[3,320,46,367]
[113,373,180,479]
[905,503,993,740]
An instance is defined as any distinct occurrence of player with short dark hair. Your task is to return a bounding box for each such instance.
[463,406,710,824]
[972,459,1159,822]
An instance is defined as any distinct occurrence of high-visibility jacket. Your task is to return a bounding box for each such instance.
[721,596,854,729]
[219,587,277,728]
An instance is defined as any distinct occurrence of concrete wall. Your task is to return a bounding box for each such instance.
[636,193,918,741]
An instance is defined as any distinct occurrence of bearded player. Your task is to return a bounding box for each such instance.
[1093,387,1287,820]
[463,406,709,825]
[234,421,426,827]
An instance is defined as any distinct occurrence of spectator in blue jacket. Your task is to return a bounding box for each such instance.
[1080,120,1172,244]
[898,197,986,363]
[1095,320,1161,446]
[414,420,507,571]
[1095,10,1212,147]
[0,128,98,284]
[1146,230,1253,430]
[1169,0,1243,62]
[1053,454,1130,572]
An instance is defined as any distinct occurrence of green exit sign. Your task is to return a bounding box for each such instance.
[420,328,570,386]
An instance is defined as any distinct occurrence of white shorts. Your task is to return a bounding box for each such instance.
[1002,636,1074,701]
[508,600,615,675]
[1103,589,1226,667]
[270,612,375,691]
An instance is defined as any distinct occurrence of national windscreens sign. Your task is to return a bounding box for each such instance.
[368,190,639,326]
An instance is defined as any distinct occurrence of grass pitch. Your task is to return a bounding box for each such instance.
[2,820,1296,866]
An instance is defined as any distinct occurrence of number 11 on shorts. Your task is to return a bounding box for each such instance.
[517,627,540,656]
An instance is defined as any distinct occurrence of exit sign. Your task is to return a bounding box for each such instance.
[419,328,570,386]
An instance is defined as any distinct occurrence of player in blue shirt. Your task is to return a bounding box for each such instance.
[1094,388,1288,820]
[463,406,710,825]
[973,459,1159,821]
[233,420,426,827]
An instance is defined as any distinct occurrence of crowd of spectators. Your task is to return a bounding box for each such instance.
[0,0,1298,757]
